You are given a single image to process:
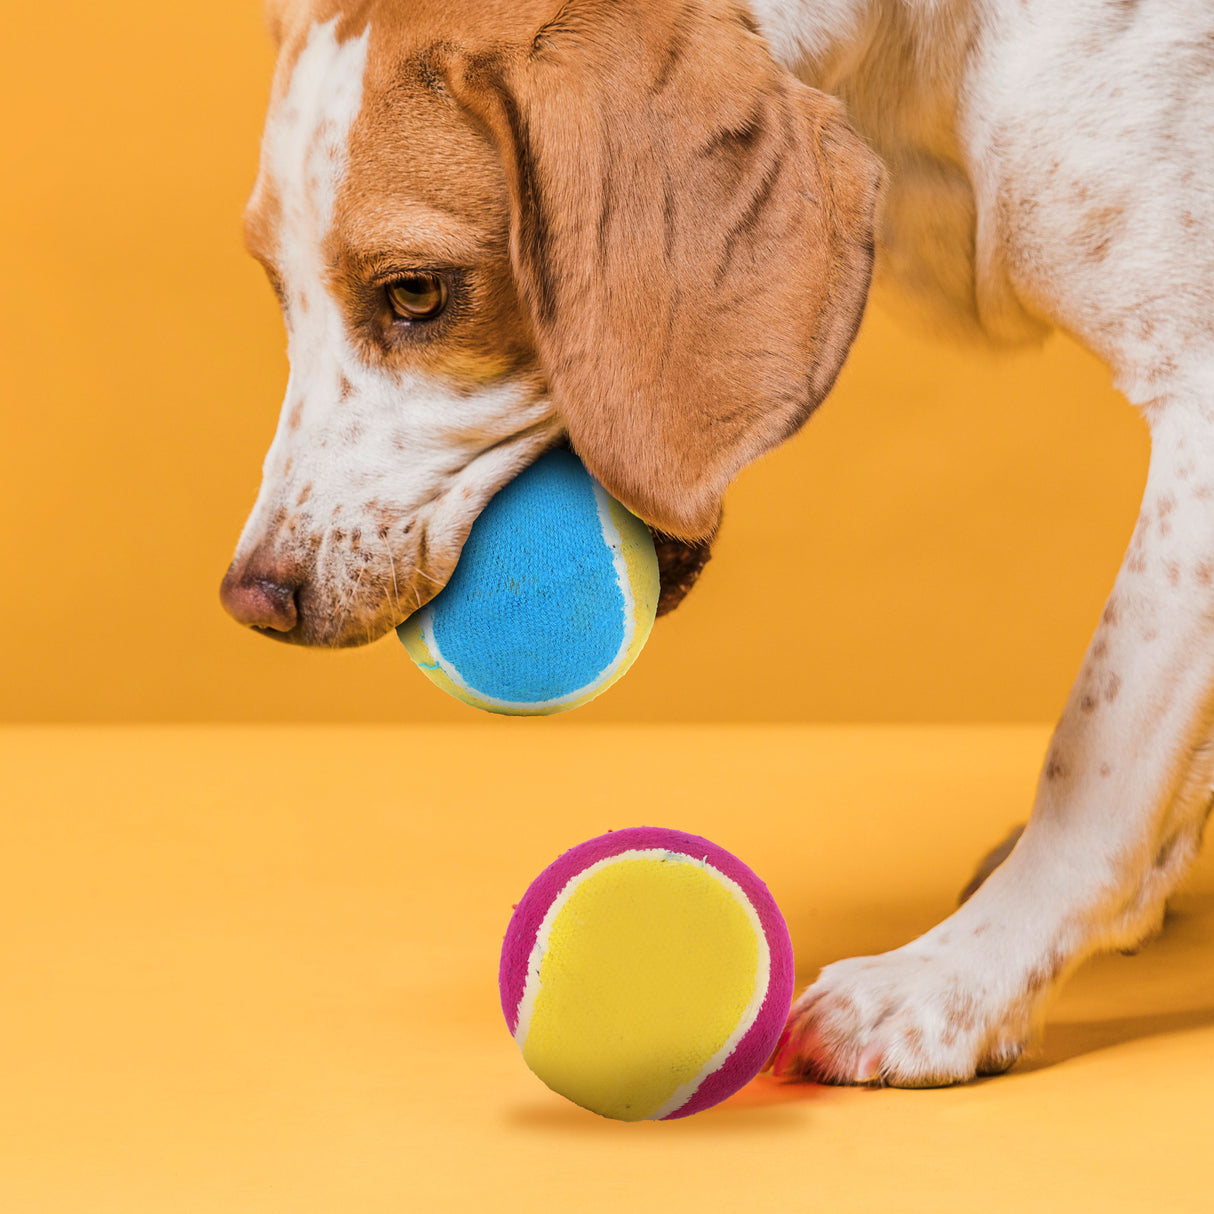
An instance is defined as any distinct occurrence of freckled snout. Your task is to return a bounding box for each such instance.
[219,556,301,633]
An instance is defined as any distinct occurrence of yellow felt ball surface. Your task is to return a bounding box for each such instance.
[520,857,760,1122]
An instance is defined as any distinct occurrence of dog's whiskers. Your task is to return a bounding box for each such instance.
[328,558,367,647]
[382,525,404,623]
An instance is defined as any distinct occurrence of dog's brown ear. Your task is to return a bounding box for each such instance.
[443,0,882,540]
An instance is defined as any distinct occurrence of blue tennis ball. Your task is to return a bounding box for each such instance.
[396,450,659,715]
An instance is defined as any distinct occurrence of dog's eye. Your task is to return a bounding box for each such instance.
[386,274,448,321]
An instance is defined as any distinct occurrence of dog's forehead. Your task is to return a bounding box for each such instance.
[247,14,371,265]
[249,2,543,269]
[334,72,506,250]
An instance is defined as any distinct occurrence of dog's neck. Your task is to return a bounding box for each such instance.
[747,0,979,160]
[745,0,1020,343]
[746,0,879,83]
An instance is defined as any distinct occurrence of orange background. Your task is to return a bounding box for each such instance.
[0,0,1149,724]
[5,9,1213,1214]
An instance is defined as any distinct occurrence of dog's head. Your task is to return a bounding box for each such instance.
[221,0,881,646]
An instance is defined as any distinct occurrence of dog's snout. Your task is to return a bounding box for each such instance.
[220,565,300,633]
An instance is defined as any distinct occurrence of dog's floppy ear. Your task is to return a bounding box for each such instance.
[442,0,882,540]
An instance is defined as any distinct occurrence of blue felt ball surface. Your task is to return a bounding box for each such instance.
[396,450,659,715]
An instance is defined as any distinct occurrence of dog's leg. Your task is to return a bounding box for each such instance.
[958,823,1024,905]
[773,402,1214,1086]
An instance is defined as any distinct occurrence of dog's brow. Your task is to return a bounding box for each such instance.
[332,203,500,270]
[243,228,279,276]
[242,199,280,271]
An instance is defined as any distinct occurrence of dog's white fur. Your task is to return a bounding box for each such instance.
[233,17,560,642]
[230,0,1214,1084]
[758,0,1214,1084]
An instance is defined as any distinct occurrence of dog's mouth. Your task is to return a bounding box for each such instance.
[237,524,715,649]
[223,417,718,648]
[249,525,463,649]
[248,589,415,648]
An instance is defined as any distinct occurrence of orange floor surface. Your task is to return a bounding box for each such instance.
[2,725,1212,1212]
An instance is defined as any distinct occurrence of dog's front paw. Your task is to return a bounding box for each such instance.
[770,941,1033,1088]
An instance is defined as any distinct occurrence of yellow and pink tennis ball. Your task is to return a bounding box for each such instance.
[499,827,795,1121]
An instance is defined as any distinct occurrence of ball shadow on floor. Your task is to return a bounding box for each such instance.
[503,1074,825,1133]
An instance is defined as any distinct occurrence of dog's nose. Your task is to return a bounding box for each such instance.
[219,567,299,632]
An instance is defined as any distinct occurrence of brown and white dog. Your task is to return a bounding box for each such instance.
[221,0,1214,1086]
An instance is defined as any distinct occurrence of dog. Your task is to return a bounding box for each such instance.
[221,0,1214,1086]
